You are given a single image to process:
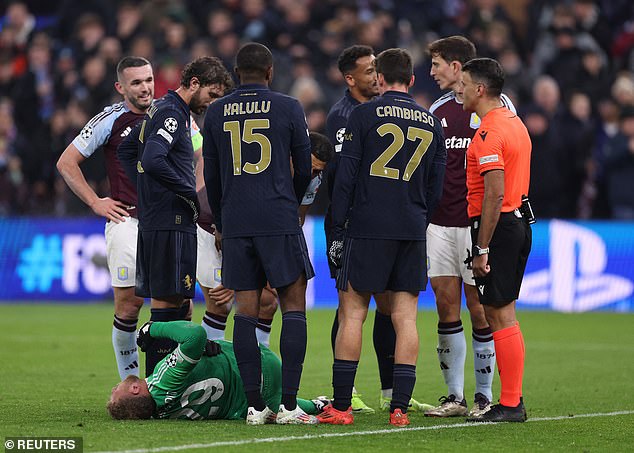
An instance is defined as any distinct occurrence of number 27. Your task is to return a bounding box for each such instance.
[370,123,433,181]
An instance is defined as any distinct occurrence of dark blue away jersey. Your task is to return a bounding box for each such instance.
[118,90,196,233]
[323,90,360,234]
[331,90,447,240]
[203,84,311,238]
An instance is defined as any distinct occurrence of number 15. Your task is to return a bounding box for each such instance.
[224,119,271,175]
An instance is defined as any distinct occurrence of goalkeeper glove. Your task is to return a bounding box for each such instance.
[136,321,153,352]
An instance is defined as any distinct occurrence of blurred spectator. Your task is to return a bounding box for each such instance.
[0,0,632,217]
[604,107,634,219]
[524,105,567,219]
[559,92,596,217]
[611,72,634,107]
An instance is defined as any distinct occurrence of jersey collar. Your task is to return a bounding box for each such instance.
[238,83,270,91]
[167,89,190,112]
[382,90,414,102]
[344,89,361,106]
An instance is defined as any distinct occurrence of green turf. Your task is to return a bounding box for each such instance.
[1,304,633,452]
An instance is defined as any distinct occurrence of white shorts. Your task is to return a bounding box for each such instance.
[105,216,138,287]
[196,224,223,289]
[426,223,475,285]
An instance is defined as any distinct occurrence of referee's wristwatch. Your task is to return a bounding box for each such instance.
[474,245,489,256]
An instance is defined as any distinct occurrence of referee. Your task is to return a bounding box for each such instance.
[460,58,532,422]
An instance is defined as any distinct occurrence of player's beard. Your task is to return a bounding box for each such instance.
[129,92,153,111]
[189,90,209,115]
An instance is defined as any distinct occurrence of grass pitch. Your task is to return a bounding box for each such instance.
[1,304,633,452]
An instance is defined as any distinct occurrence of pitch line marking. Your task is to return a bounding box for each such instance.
[93,410,634,453]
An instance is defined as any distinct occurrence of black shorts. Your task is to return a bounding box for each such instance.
[336,238,427,293]
[470,211,532,307]
[222,233,315,290]
[136,230,197,299]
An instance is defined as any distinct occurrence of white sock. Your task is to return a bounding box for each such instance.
[255,327,271,348]
[202,312,226,341]
[112,316,139,379]
[437,321,466,401]
[381,388,393,399]
[255,318,272,347]
[472,328,495,402]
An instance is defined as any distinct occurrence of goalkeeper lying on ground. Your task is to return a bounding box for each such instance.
[107,321,326,424]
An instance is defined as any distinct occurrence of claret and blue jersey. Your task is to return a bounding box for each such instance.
[331,90,447,240]
[202,83,311,238]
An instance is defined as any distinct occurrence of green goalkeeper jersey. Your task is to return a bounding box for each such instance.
[145,321,282,420]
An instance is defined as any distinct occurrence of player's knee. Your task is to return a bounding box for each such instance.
[115,292,144,319]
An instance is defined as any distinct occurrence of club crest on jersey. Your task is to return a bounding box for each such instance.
[164,117,178,133]
[117,266,129,281]
[470,113,481,129]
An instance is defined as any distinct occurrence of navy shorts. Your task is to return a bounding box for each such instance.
[470,211,532,307]
[222,233,315,290]
[336,238,427,293]
[136,230,197,299]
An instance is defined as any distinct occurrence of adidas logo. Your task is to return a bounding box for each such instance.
[120,126,132,137]
[441,117,448,128]
[124,360,138,370]
[476,365,492,374]
[440,361,449,370]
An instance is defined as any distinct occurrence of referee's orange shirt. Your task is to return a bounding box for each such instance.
[466,106,531,218]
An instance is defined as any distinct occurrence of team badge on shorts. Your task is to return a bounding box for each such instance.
[183,274,193,291]
[117,267,129,281]
[214,268,222,283]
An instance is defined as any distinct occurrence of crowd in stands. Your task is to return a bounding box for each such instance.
[0,0,633,219]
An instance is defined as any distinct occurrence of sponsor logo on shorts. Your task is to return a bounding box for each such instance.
[214,268,222,283]
[118,266,129,281]
[183,274,193,291]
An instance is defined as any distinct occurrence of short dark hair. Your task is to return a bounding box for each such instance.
[375,48,412,86]
[107,394,155,420]
[235,42,273,79]
[462,57,505,98]
[428,36,476,65]
[337,45,374,75]
[181,56,234,90]
[309,132,334,163]
[116,56,151,79]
